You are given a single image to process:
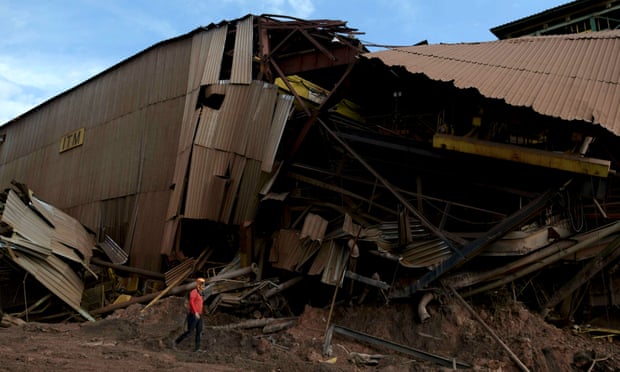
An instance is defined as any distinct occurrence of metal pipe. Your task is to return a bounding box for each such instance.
[417,292,434,322]
[264,276,303,298]
[90,257,165,280]
[91,264,257,315]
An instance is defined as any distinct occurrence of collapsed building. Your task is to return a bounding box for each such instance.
[1,2,620,334]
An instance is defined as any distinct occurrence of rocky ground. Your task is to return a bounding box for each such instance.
[1,291,619,372]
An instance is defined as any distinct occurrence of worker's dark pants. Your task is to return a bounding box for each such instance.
[175,313,203,350]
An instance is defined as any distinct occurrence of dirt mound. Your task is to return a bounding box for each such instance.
[1,294,619,371]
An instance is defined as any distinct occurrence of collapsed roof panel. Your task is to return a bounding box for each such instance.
[366,31,620,136]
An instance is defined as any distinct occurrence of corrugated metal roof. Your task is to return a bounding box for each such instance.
[366,30,620,135]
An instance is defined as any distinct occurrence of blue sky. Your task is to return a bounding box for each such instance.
[0,0,569,124]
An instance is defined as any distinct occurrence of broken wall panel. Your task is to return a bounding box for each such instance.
[219,154,247,224]
[262,94,295,172]
[269,229,302,271]
[165,105,202,221]
[245,83,279,160]
[98,235,128,265]
[233,158,263,225]
[2,190,53,248]
[127,190,170,270]
[300,213,329,242]
[200,25,228,85]
[321,242,348,286]
[31,195,95,262]
[209,82,263,155]
[308,240,336,275]
[184,146,232,219]
[231,15,254,84]
[8,249,85,316]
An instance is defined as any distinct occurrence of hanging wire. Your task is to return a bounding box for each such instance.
[566,190,585,232]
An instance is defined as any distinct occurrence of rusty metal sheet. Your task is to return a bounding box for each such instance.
[269,229,301,270]
[5,243,91,320]
[231,15,254,84]
[31,194,95,262]
[98,235,128,265]
[300,213,328,242]
[2,190,53,248]
[321,242,348,286]
[399,239,452,269]
[269,229,321,272]
[308,240,335,276]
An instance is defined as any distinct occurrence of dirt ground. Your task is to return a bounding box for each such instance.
[1,292,619,372]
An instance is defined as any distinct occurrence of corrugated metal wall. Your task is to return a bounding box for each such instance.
[183,80,292,226]
[0,32,197,270]
[0,17,296,269]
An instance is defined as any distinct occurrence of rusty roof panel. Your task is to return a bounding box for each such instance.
[231,15,254,84]
[300,213,329,242]
[31,195,95,263]
[367,31,620,135]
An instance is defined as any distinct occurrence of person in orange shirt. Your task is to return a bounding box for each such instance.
[172,277,206,352]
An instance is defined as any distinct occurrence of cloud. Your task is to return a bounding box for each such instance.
[195,0,315,19]
[287,0,315,18]
[0,77,40,124]
[0,54,107,124]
